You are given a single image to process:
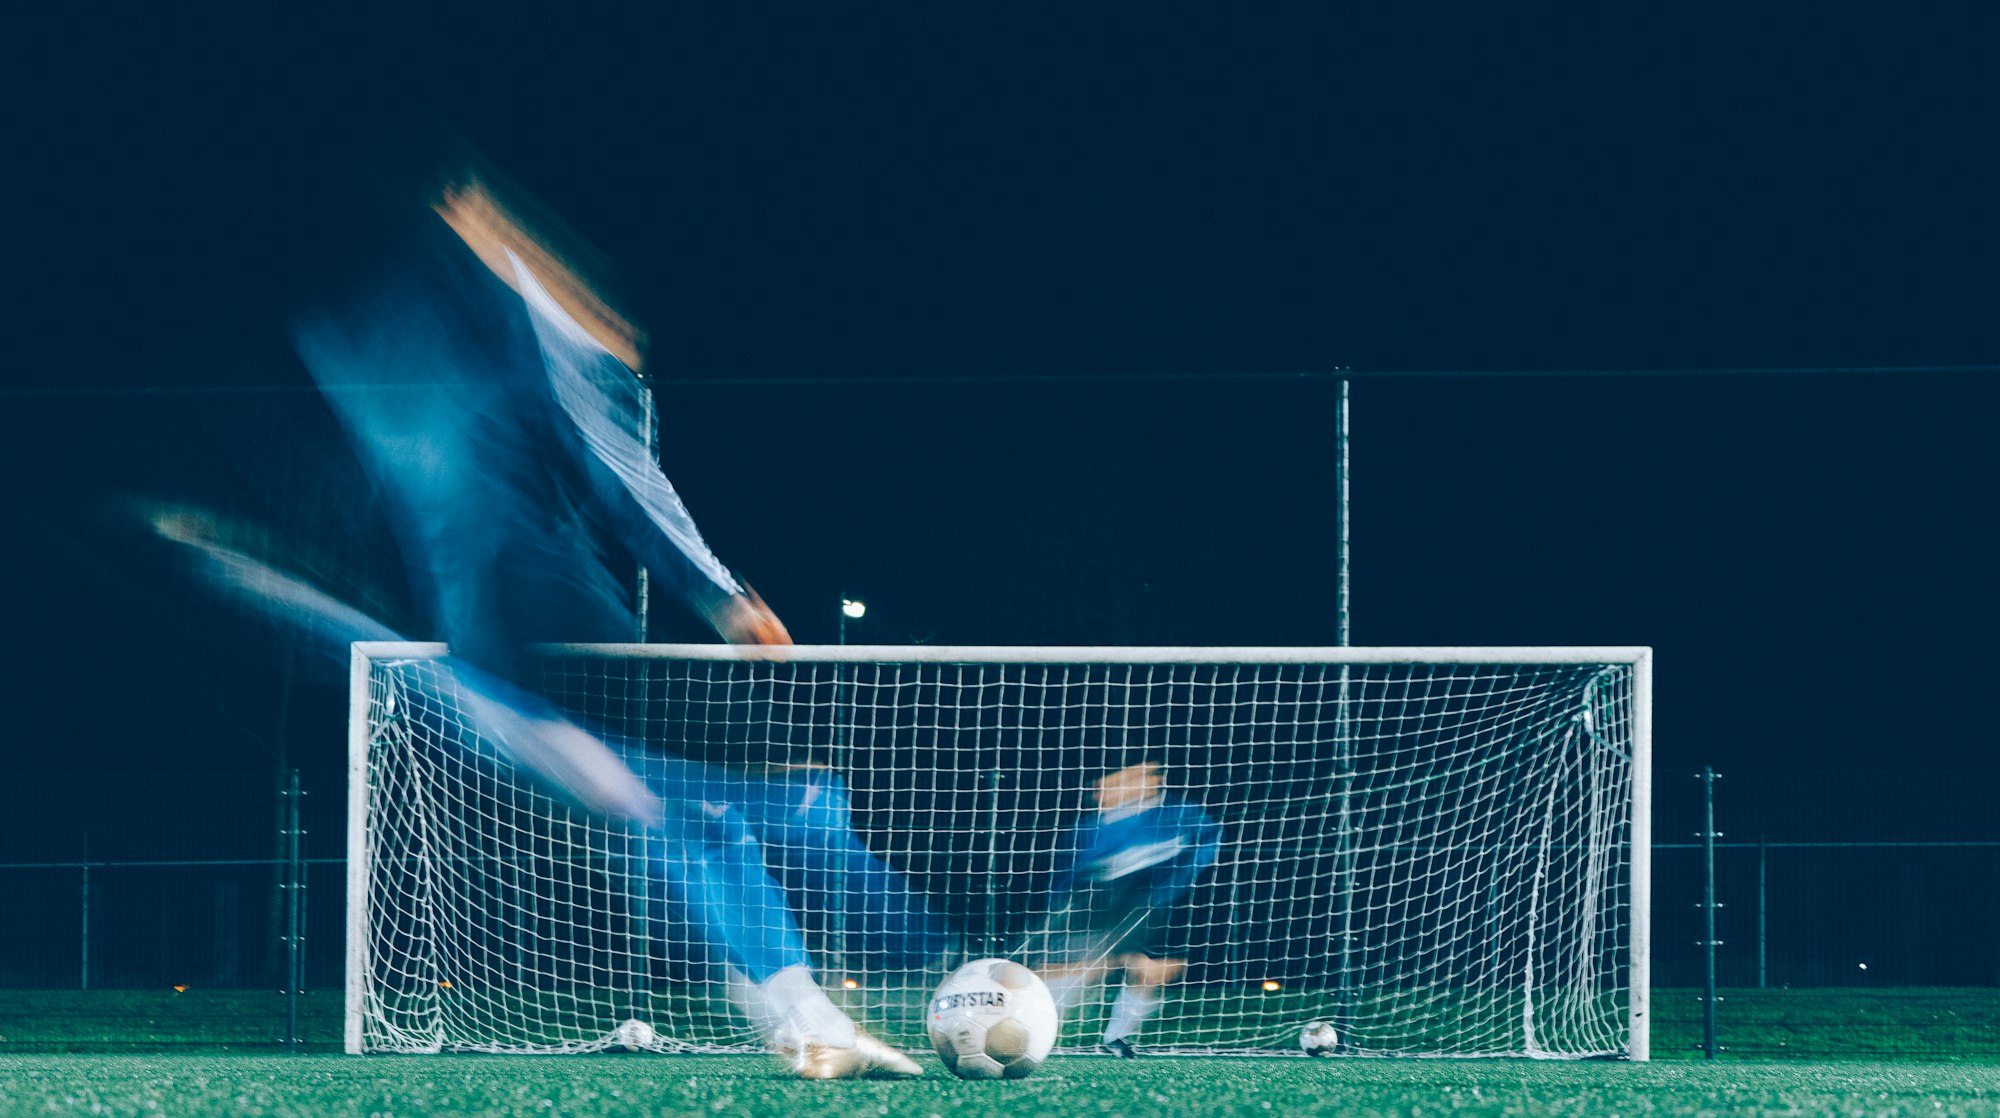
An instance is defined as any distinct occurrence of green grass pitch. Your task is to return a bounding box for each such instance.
[2,1055,1998,1117]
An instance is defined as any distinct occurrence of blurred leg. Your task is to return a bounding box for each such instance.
[1101,953,1186,1050]
[730,767,953,972]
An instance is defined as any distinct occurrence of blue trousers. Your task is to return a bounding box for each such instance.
[632,758,1225,982]
[631,760,952,980]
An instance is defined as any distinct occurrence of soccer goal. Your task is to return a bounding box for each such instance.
[346,644,1650,1059]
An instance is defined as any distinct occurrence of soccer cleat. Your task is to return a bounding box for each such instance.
[788,1029,925,1079]
[1100,1037,1138,1058]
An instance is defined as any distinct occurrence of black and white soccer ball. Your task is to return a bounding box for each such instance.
[1300,1020,1340,1056]
[926,958,1059,1080]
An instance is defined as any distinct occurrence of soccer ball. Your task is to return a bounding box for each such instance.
[611,1018,657,1052]
[1300,1020,1339,1056]
[926,958,1059,1080]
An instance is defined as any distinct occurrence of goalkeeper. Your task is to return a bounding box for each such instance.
[1033,761,1221,1055]
[290,151,928,1079]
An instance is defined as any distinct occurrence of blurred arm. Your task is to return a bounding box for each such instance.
[435,180,647,373]
[452,197,791,646]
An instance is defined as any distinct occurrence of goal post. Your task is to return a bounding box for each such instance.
[347,643,1650,1059]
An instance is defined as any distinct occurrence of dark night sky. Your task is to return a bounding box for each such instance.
[5,4,1999,809]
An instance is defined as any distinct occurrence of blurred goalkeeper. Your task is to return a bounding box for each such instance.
[287,147,929,1078]
[1030,761,1221,1055]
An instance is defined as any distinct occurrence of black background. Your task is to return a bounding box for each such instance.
[6,3,1998,804]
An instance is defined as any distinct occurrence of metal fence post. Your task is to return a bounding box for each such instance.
[1699,767,1721,1059]
[79,831,90,991]
[283,768,303,1053]
[1757,835,1767,989]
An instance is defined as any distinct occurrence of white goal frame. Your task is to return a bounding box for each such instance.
[346,643,1651,1059]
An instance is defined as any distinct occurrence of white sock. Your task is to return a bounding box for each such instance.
[1102,984,1162,1044]
[728,965,856,1051]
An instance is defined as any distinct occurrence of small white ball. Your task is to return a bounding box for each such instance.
[612,1018,657,1052]
[1300,1020,1339,1056]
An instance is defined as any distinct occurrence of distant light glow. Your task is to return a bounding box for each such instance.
[1261,980,1282,992]
[841,599,867,619]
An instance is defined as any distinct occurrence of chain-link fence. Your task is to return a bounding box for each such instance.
[1,768,1995,1055]
[0,771,343,993]
[1652,770,2000,990]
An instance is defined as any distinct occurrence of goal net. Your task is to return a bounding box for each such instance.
[347,644,1650,1059]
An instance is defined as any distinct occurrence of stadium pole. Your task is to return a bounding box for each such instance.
[1334,376,1355,1026]
[1336,376,1350,647]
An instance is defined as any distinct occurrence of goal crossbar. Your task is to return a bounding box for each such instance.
[354,641,1651,666]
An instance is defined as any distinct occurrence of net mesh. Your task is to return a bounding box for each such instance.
[353,649,1638,1057]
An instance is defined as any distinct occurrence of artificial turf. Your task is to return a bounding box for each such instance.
[2,1054,1998,1117]
[10,988,2000,1061]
